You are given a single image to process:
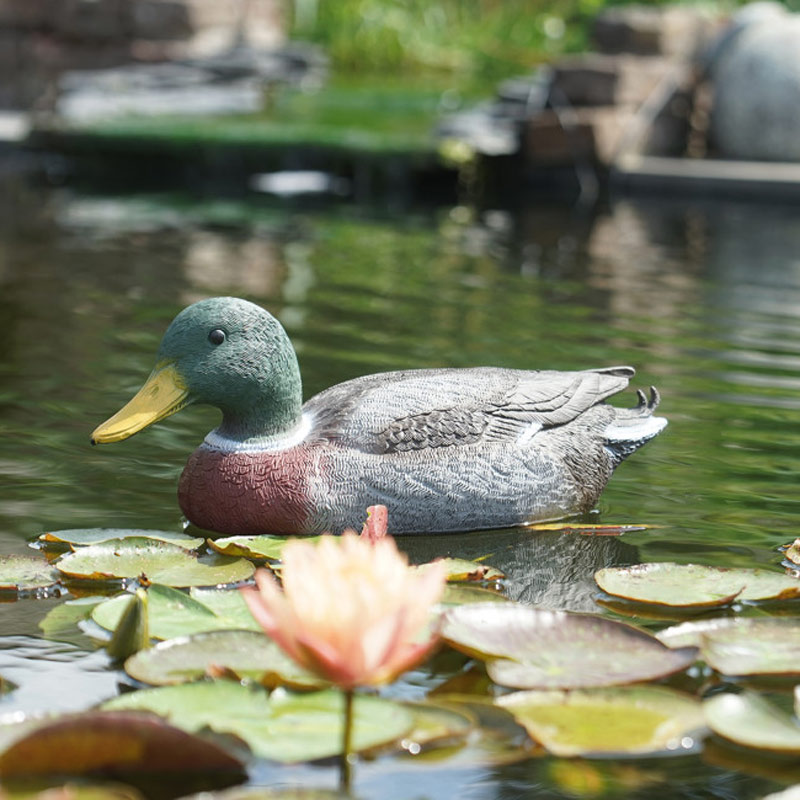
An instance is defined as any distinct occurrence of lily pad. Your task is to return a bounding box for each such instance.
[39,597,104,643]
[497,686,705,757]
[56,538,254,587]
[397,701,474,752]
[0,555,60,593]
[703,619,800,676]
[102,682,415,762]
[703,692,800,754]
[124,630,326,689]
[441,603,697,689]
[0,710,244,777]
[655,618,738,649]
[525,523,650,535]
[207,535,322,561]
[189,587,263,629]
[419,694,536,765]
[92,584,245,640]
[783,539,800,567]
[416,559,504,582]
[439,584,508,606]
[595,563,800,608]
[39,528,204,550]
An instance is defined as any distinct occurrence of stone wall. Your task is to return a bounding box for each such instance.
[0,0,285,109]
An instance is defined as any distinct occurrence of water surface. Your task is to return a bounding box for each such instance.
[2,173,799,797]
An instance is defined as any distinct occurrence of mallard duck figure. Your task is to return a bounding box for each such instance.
[92,297,667,535]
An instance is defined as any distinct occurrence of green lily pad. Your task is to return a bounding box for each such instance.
[416,559,504,582]
[783,539,800,567]
[124,630,326,689]
[102,682,415,763]
[655,618,737,649]
[0,555,60,593]
[92,584,236,640]
[525,523,650,535]
[56,538,254,587]
[703,619,800,676]
[703,692,800,754]
[595,563,800,608]
[498,686,705,757]
[39,597,104,643]
[397,701,474,753]
[0,710,244,777]
[39,528,204,550]
[441,603,697,689]
[207,535,322,561]
[189,587,263,630]
[439,584,508,606]
[419,694,536,765]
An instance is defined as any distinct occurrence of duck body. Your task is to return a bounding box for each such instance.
[93,298,667,535]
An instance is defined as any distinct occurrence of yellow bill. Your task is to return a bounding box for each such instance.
[91,362,190,444]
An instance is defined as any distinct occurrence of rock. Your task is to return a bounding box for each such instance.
[524,107,636,166]
[710,13,800,161]
[552,55,618,106]
[131,1,192,41]
[593,5,712,58]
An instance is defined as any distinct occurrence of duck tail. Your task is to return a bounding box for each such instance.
[603,386,667,464]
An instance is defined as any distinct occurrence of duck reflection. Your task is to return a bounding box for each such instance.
[402,526,639,613]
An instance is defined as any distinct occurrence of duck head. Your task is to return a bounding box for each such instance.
[91,297,303,445]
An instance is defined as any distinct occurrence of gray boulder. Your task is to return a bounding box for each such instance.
[710,6,800,161]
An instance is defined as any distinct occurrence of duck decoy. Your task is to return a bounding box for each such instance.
[92,297,667,535]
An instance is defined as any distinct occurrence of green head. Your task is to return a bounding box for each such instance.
[92,297,303,444]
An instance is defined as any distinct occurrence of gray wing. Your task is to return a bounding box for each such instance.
[303,366,634,454]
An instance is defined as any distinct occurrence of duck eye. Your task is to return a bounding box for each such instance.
[208,329,226,345]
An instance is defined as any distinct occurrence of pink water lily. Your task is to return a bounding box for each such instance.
[241,530,446,689]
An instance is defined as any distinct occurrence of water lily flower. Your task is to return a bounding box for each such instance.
[359,504,388,543]
[242,531,446,689]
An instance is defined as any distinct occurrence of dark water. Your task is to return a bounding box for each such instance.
[2,168,800,798]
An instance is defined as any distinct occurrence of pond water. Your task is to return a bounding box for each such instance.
[2,166,800,798]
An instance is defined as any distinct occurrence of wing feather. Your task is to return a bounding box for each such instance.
[303,366,634,454]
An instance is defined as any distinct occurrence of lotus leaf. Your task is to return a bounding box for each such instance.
[0,710,244,777]
[56,538,254,587]
[102,683,415,762]
[498,686,705,757]
[595,563,800,608]
[124,630,326,689]
[703,692,800,754]
[39,528,204,550]
[0,555,60,593]
[207,534,322,560]
[441,602,696,689]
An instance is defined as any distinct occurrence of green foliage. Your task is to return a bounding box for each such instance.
[292,0,574,80]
